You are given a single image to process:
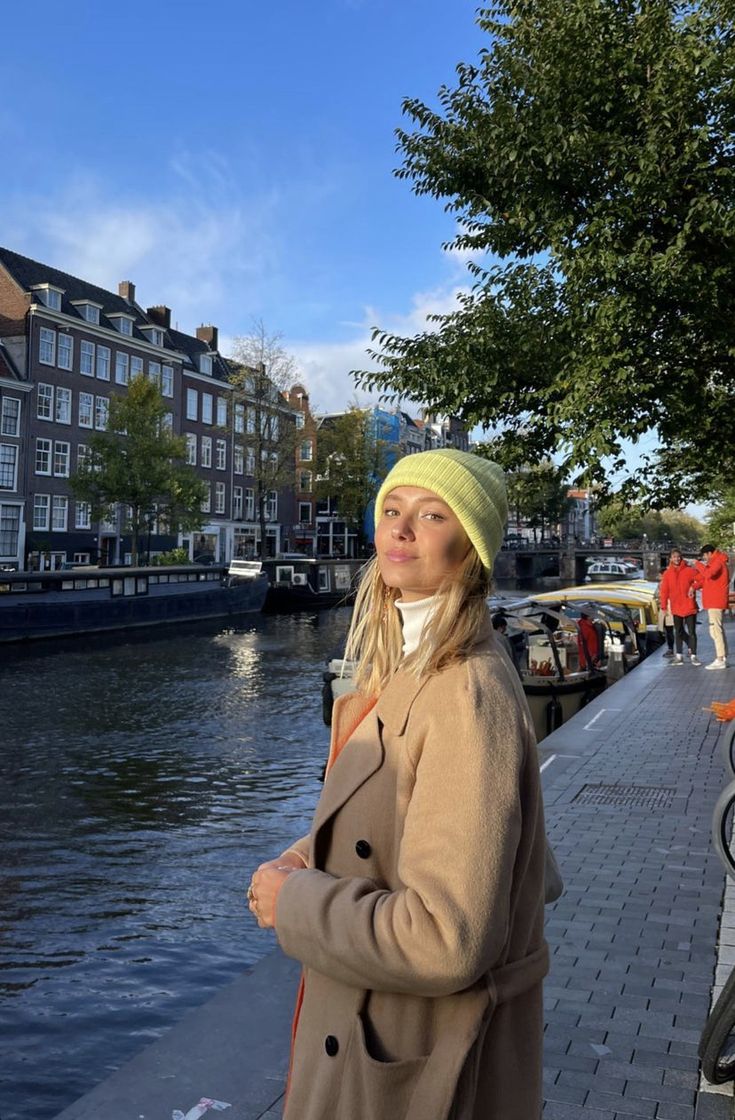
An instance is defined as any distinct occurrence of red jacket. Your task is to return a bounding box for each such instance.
[577,616,600,669]
[693,550,730,610]
[659,560,698,617]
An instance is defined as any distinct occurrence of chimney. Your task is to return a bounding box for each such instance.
[119,280,136,304]
[196,324,218,350]
[147,305,172,329]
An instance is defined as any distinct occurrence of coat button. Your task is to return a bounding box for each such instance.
[355,839,371,859]
[325,1035,339,1056]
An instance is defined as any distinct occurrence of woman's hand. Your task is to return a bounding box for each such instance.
[247,852,305,929]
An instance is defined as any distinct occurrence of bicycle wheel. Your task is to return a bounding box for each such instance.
[699,965,735,1083]
[712,779,735,881]
[722,722,735,780]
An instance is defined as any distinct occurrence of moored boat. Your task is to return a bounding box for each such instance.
[0,563,269,643]
[230,556,362,612]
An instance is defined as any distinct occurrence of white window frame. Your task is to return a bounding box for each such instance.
[215,481,226,514]
[201,436,212,468]
[80,340,95,377]
[35,437,52,475]
[216,439,226,471]
[148,360,161,387]
[233,486,243,518]
[33,493,50,530]
[37,383,53,421]
[300,440,313,461]
[267,490,278,521]
[96,345,111,381]
[295,412,305,429]
[51,494,68,531]
[245,488,254,519]
[36,286,62,311]
[95,396,109,431]
[55,386,72,425]
[246,447,255,474]
[115,352,130,385]
[234,446,244,475]
[78,392,94,428]
[0,444,18,490]
[199,353,213,375]
[202,393,213,425]
[201,483,211,513]
[186,388,198,421]
[39,326,56,365]
[77,303,101,324]
[299,501,312,523]
[130,355,144,381]
[234,403,244,434]
[75,501,92,530]
[300,470,313,492]
[0,396,20,437]
[53,441,70,477]
[185,434,197,465]
[77,443,91,470]
[57,333,73,371]
[161,365,174,397]
[216,397,227,427]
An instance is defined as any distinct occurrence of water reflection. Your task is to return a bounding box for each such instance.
[0,610,350,1120]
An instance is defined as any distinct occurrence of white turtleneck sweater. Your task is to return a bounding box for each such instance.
[395,595,436,658]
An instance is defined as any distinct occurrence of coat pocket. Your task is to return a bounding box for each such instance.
[338,1011,429,1120]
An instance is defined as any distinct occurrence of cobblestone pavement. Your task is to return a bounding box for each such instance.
[541,627,735,1120]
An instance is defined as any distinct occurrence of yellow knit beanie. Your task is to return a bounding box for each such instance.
[374,449,508,572]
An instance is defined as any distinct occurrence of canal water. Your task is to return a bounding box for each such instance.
[0,611,351,1120]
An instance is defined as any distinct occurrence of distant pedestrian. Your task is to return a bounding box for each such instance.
[492,611,522,674]
[692,543,730,670]
[659,549,700,666]
[577,611,601,670]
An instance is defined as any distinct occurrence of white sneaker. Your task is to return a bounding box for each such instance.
[706,659,727,670]
[690,655,702,666]
[670,654,684,665]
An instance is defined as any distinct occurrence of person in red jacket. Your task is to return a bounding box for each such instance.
[577,611,601,670]
[692,543,730,670]
[659,549,700,665]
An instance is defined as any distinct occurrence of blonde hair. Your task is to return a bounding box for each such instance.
[344,549,491,696]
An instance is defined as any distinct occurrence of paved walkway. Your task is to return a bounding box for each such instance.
[54,626,735,1120]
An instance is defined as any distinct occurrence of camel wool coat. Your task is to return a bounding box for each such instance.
[275,622,549,1120]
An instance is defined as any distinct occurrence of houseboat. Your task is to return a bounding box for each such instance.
[0,563,269,643]
[230,556,362,612]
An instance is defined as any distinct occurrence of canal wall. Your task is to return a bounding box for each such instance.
[53,628,735,1120]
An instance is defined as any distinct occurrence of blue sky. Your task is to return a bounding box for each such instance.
[2,0,486,413]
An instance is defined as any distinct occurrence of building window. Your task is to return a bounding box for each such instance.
[33,493,50,530]
[161,365,174,397]
[148,361,161,387]
[246,407,255,434]
[267,490,278,521]
[115,352,129,385]
[36,287,62,310]
[0,444,18,490]
[202,393,213,425]
[215,481,226,514]
[234,403,244,434]
[233,486,243,518]
[245,488,254,519]
[199,353,212,375]
[216,397,227,427]
[216,439,226,470]
[39,327,56,365]
[295,412,305,429]
[0,503,20,556]
[96,345,111,381]
[186,388,198,421]
[95,397,109,430]
[162,412,173,432]
[75,501,92,530]
[35,438,52,475]
[201,436,212,468]
[299,501,312,523]
[51,495,68,531]
[111,315,134,336]
[77,444,91,470]
[77,303,100,324]
[78,392,94,428]
[299,470,313,492]
[149,327,164,347]
[53,441,70,477]
[37,383,53,420]
[185,434,197,465]
[58,333,73,371]
[80,340,95,377]
[1,397,20,437]
[201,484,211,513]
[130,355,144,380]
[245,447,255,474]
[300,440,313,461]
[234,446,244,475]
[55,387,72,425]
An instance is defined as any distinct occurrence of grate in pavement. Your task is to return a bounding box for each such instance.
[573,783,676,810]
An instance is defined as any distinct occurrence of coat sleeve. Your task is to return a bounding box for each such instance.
[274,658,540,997]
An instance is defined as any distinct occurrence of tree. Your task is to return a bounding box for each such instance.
[315,407,391,554]
[706,493,735,548]
[357,1,735,508]
[505,462,571,542]
[69,375,207,564]
[229,321,299,559]
[596,500,704,545]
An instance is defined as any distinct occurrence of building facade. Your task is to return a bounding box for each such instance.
[0,247,299,568]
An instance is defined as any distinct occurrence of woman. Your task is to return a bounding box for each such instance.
[248,449,549,1120]
[659,548,699,666]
